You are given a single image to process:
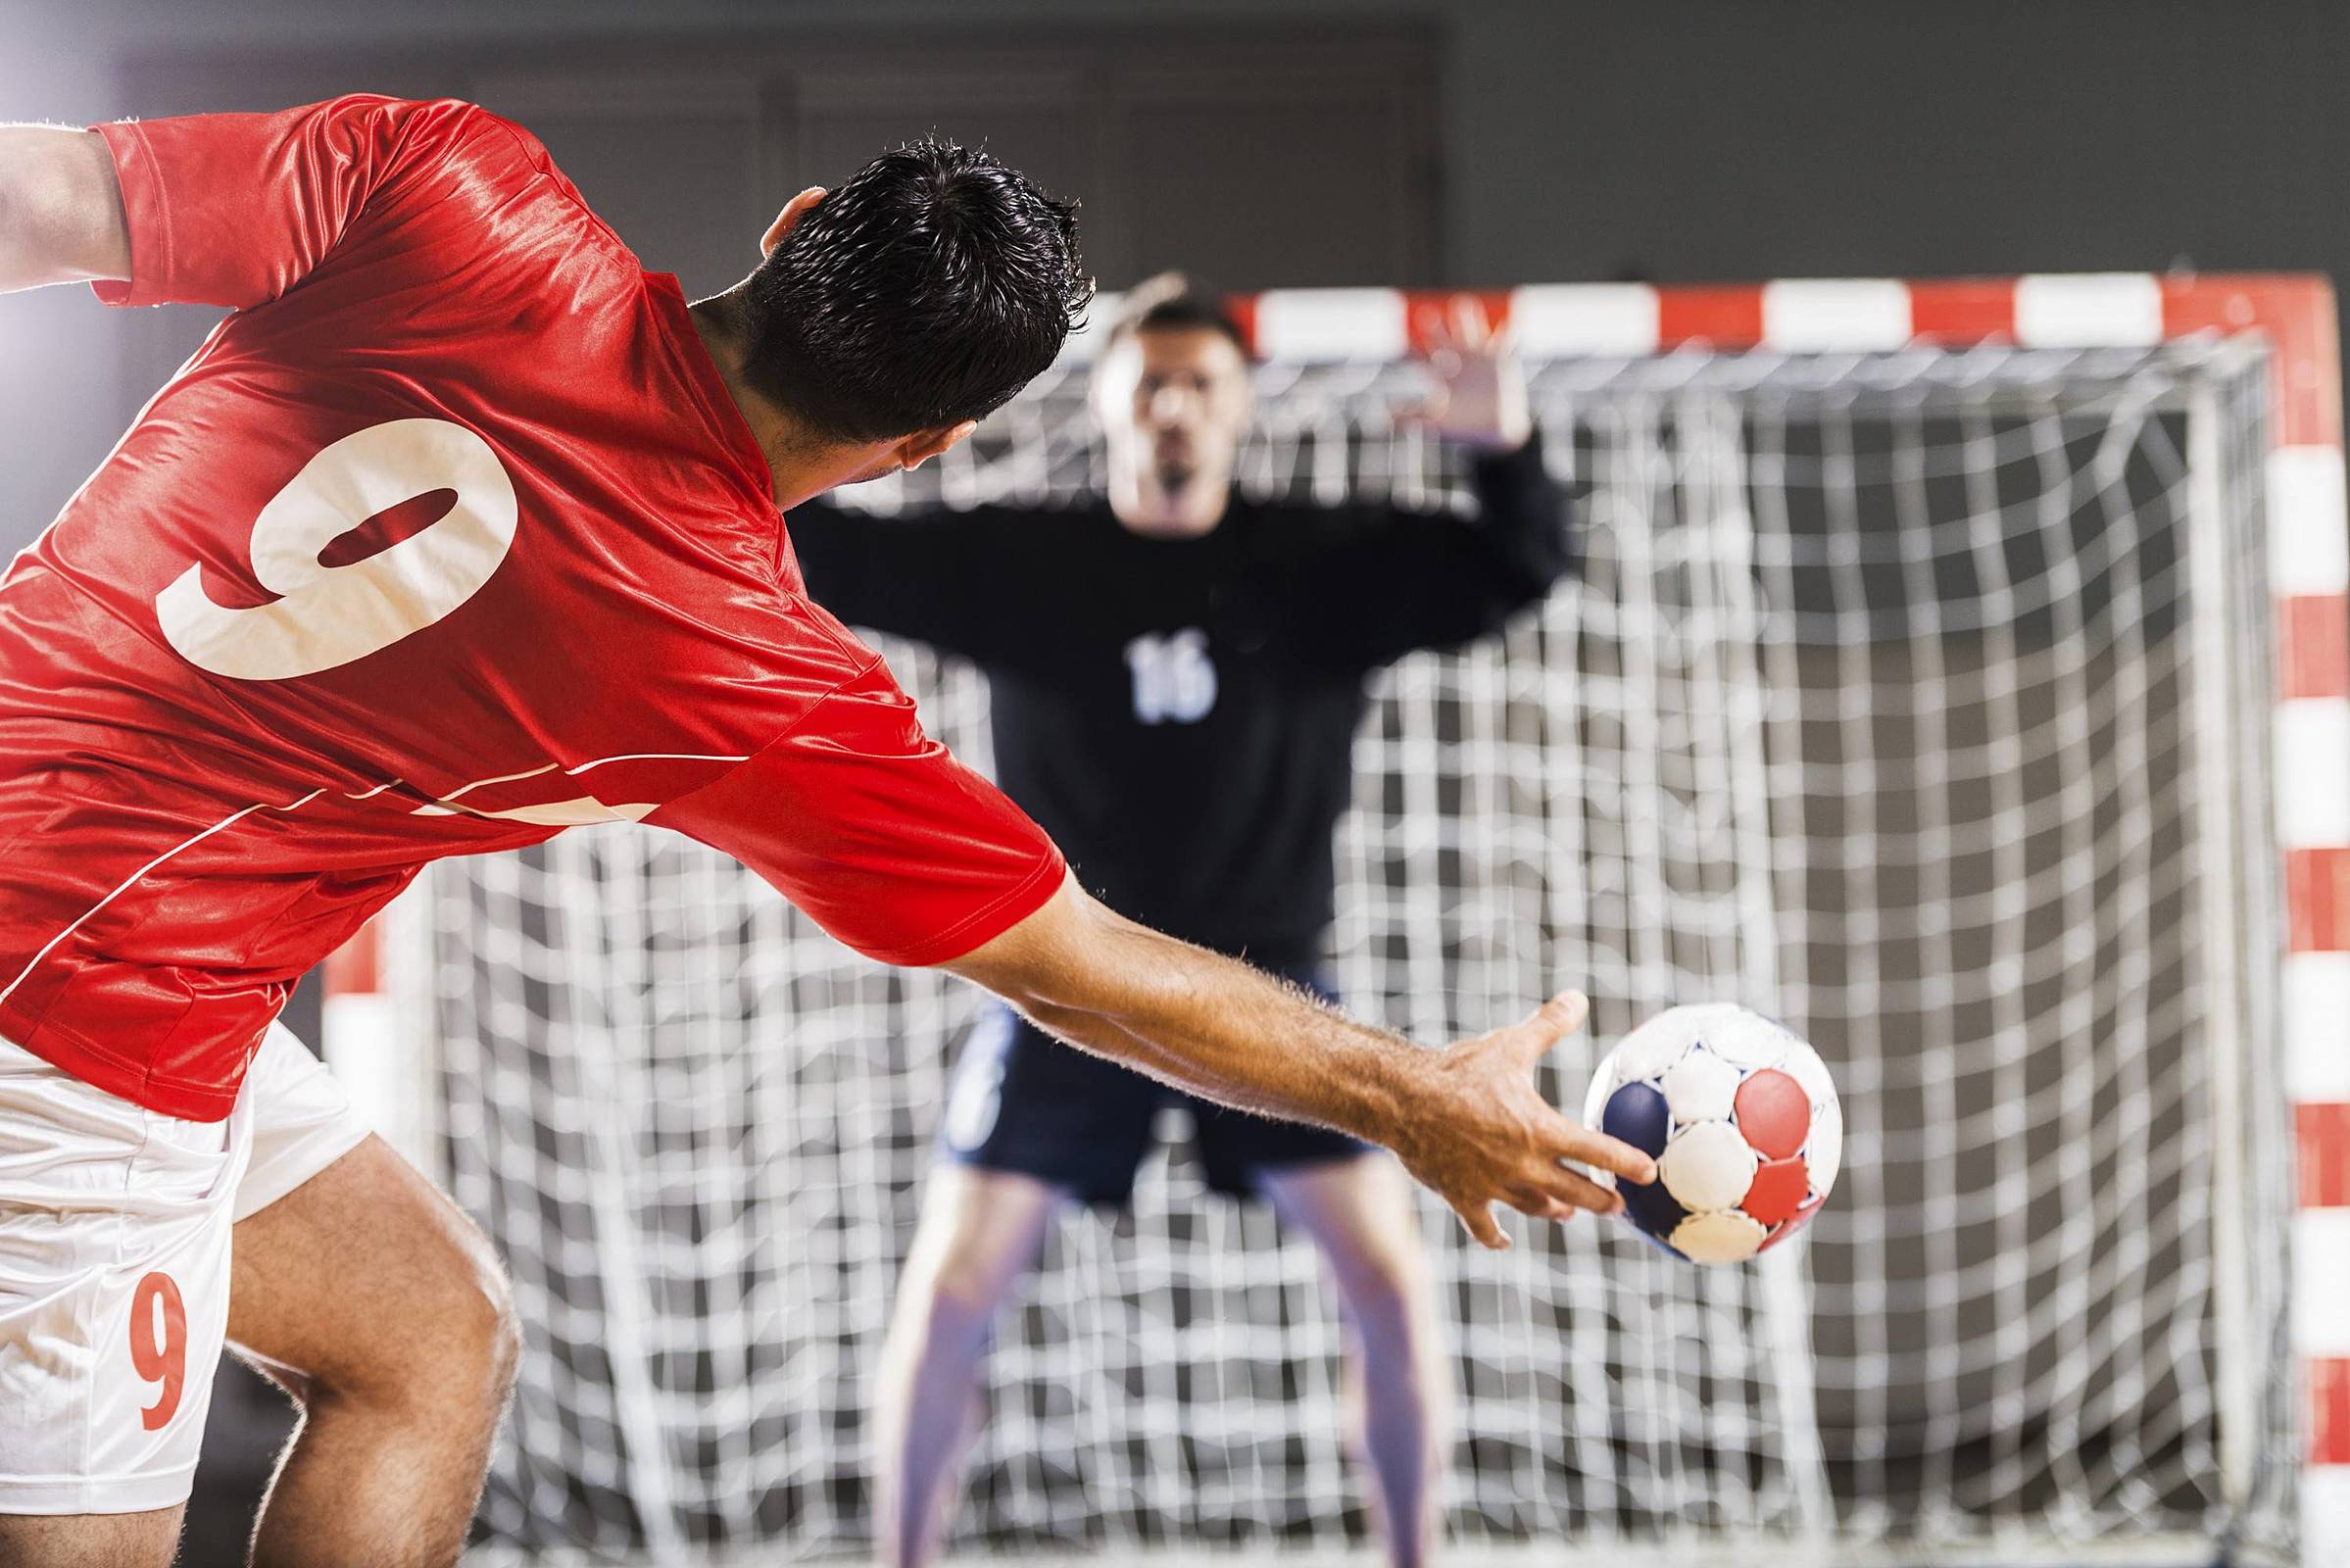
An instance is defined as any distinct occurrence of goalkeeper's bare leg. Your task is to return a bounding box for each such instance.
[1261,1153,1452,1568]
[870,1165,1062,1568]
[226,1136,520,1568]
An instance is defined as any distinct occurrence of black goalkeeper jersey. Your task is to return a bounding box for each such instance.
[786,439,1578,965]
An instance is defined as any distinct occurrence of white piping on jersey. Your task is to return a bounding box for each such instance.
[2,748,758,1004]
[428,760,563,804]
[409,752,752,817]
[563,753,751,772]
[418,796,662,826]
[0,787,330,1009]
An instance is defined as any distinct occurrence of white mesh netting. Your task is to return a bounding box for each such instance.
[414,336,2298,1565]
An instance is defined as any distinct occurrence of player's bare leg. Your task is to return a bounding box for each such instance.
[225,1135,519,1568]
[0,1505,186,1568]
[1261,1153,1453,1568]
[871,1164,1062,1568]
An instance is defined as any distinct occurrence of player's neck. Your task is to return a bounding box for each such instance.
[685,291,788,459]
[683,290,838,504]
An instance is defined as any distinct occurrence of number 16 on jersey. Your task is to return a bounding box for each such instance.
[1125,628,1218,725]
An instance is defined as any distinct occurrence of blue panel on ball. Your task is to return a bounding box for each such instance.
[1632,1225,1688,1261]
[1601,1081,1673,1157]
[1620,1170,1689,1247]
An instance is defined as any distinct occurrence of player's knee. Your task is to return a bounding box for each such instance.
[1333,1245,1430,1340]
[317,1221,518,1423]
[474,1261,524,1398]
[437,1229,522,1411]
[904,1240,1024,1348]
[392,1257,517,1425]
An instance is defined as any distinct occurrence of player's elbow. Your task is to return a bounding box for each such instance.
[936,876,1148,1021]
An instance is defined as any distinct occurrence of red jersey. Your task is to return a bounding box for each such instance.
[0,95,1065,1118]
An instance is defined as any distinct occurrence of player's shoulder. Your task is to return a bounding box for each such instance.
[413,97,551,174]
[334,95,628,264]
[335,96,646,311]
[301,94,535,173]
[408,98,568,208]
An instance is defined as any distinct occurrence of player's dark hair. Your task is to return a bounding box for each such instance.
[1105,271,1251,359]
[740,138,1092,444]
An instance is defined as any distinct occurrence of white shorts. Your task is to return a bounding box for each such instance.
[0,1023,371,1514]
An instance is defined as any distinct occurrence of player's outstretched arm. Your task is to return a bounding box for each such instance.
[0,127,127,293]
[941,874,1658,1248]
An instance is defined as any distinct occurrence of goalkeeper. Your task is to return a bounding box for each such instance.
[789,275,1578,1568]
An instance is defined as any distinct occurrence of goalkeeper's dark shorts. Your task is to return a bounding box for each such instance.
[936,957,1372,1207]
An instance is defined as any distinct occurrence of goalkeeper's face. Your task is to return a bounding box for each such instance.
[1096,325,1252,538]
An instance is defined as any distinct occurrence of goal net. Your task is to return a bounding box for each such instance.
[396,316,2300,1564]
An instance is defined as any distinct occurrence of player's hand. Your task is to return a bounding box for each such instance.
[1399,296,1532,452]
[1391,991,1658,1250]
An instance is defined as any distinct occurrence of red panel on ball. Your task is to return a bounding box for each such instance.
[1742,1156,1809,1225]
[1758,1196,1824,1251]
[1734,1069,1810,1158]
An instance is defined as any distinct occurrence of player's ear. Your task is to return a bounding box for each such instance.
[896,420,979,472]
[759,187,826,258]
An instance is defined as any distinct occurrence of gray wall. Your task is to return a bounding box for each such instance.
[4,0,2346,544]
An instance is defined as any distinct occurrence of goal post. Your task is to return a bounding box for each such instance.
[320,272,2344,1565]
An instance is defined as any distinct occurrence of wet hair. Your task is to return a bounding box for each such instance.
[1103,270,1250,359]
[737,137,1092,443]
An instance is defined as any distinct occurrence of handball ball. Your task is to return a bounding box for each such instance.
[1582,1004,1841,1264]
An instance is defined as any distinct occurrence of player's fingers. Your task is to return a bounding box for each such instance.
[1452,1196,1509,1250]
[1548,1120,1659,1186]
[1501,1184,1578,1223]
[1451,294,1491,350]
[1501,990,1590,1066]
[1527,1159,1627,1216]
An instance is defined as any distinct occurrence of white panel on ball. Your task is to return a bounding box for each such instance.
[1660,1121,1760,1211]
[1660,1047,1742,1123]
[1674,1210,1769,1264]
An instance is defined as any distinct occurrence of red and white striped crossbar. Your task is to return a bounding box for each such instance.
[329,271,2350,1547]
